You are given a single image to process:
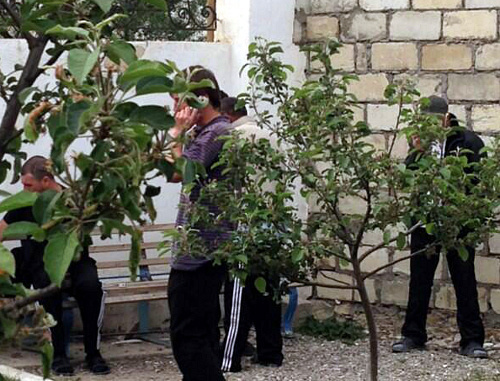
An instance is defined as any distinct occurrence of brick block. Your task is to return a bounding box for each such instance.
[491,289,500,314]
[475,256,500,284]
[448,74,500,101]
[435,285,457,310]
[362,133,387,151]
[354,279,378,303]
[472,105,500,133]
[476,44,500,70]
[372,43,418,71]
[360,0,410,11]
[367,104,401,131]
[390,11,441,41]
[293,19,303,44]
[448,105,467,125]
[348,74,389,102]
[352,104,365,123]
[316,272,355,301]
[381,280,409,306]
[443,10,497,40]
[394,74,443,97]
[465,0,500,8]
[356,43,368,72]
[412,0,461,9]
[393,250,411,275]
[360,249,389,273]
[307,16,340,41]
[342,12,387,41]
[311,44,355,72]
[363,229,385,245]
[311,0,357,13]
[339,195,368,215]
[392,137,410,159]
[490,233,500,254]
[422,44,473,71]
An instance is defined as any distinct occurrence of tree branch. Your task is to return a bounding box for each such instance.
[294,280,358,290]
[362,243,436,281]
[1,284,59,315]
[318,270,351,286]
[359,222,423,263]
[0,0,36,47]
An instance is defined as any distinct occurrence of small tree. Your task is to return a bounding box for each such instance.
[203,39,500,381]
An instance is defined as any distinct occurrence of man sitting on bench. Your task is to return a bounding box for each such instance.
[0,156,110,376]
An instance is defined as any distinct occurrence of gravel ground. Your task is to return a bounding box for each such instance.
[46,335,500,381]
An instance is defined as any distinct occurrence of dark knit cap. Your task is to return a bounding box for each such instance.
[422,95,449,115]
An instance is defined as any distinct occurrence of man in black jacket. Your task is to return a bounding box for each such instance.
[0,156,110,375]
[392,96,487,358]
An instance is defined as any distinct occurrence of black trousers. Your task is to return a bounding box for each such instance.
[221,275,283,372]
[168,263,225,381]
[401,228,485,347]
[15,243,105,358]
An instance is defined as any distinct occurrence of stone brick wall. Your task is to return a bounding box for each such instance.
[295,0,500,314]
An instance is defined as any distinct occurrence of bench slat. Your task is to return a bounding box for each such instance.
[97,257,168,269]
[105,293,167,304]
[90,241,161,254]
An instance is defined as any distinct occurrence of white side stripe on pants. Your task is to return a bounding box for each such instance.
[96,291,106,350]
[221,278,243,372]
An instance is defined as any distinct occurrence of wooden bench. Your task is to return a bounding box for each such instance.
[89,223,174,306]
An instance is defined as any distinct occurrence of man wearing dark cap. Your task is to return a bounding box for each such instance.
[392,96,487,358]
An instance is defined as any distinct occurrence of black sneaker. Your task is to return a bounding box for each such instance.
[52,355,74,376]
[460,342,488,359]
[86,352,111,375]
[392,337,425,353]
[243,341,256,357]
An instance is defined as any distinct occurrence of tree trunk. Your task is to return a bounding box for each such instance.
[352,256,378,381]
[0,38,48,161]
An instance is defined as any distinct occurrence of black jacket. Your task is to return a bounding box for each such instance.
[405,128,485,169]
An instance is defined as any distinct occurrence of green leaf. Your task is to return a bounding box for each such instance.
[0,243,15,276]
[425,223,435,235]
[129,105,173,129]
[68,48,100,85]
[106,40,137,65]
[92,0,113,12]
[383,230,391,245]
[0,191,37,213]
[254,277,267,294]
[18,87,38,104]
[120,60,170,85]
[2,222,45,241]
[67,101,91,135]
[43,230,80,286]
[182,159,197,184]
[292,248,304,263]
[141,0,167,11]
[458,245,469,262]
[136,77,173,95]
[0,312,16,339]
[440,168,451,180]
[40,341,54,379]
[396,233,406,250]
[156,160,175,181]
[45,25,90,40]
[33,190,61,224]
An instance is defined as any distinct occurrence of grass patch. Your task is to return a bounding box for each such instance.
[297,316,366,344]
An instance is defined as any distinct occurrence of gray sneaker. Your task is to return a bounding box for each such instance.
[392,337,425,353]
[460,342,488,359]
